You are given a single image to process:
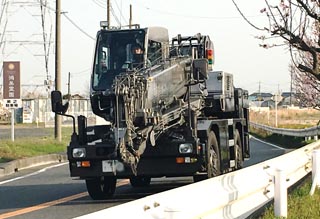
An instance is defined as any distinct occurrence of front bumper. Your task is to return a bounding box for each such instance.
[67,141,203,178]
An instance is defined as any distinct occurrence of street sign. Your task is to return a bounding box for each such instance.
[2,61,21,141]
[4,99,22,108]
[3,61,21,108]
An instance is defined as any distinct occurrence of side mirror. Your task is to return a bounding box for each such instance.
[51,90,69,114]
[193,58,208,81]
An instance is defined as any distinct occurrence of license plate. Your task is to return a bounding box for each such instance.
[102,160,115,172]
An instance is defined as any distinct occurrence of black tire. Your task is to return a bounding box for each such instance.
[86,176,117,200]
[234,130,243,169]
[130,176,151,187]
[194,131,221,182]
[206,131,221,178]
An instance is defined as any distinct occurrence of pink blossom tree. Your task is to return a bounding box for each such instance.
[232,0,319,109]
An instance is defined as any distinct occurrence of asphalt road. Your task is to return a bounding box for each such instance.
[0,138,287,219]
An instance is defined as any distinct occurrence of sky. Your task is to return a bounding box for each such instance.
[0,0,292,96]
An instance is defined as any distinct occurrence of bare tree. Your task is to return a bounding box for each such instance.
[232,0,320,80]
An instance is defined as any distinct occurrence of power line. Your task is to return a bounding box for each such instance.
[91,0,126,27]
[35,0,55,12]
[71,67,91,75]
[0,0,8,28]
[231,0,265,30]
[62,13,95,40]
[113,0,128,25]
[138,2,265,20]
[0,0,9,54]
[110,5,121,26]
[36,0,94,40]
[92,0,106,9]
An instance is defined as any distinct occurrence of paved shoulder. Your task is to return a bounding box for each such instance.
[0,154,67,178]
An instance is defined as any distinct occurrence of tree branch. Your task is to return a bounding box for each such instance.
[296,0,320,22]
[231,0,265,31]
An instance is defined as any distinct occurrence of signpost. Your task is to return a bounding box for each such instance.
[3,61,21,141]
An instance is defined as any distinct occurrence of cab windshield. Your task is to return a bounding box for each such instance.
[92,29,146,91]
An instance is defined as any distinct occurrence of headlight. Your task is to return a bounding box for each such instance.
[73,148,86,158]
[179,143,193,154]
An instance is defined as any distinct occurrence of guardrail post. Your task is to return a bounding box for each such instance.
[274,168,287,218]
[314,136,318,141]
[310,150,320,195]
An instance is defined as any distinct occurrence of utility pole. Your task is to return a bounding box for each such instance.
[107,0,110,29]
[275,84,280,128]
[290,70,293,106]
[129,4,132,29]
[55,0,62,141]
[275,92,278,127]
[68,72,71,97]
[258,81,261,101]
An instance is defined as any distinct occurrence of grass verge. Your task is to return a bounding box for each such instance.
[0,127,72,163]
[260,176,320,218]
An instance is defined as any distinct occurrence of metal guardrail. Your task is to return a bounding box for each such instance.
[75,140,320,219]
[250,122,320,138]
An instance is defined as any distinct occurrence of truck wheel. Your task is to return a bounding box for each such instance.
[86,176,117,200]
[130,176,151,187]
[206,131,221,178]
[193,131,221,182]
[234,130,243,169]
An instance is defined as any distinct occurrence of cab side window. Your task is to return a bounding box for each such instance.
[147,40,162,64]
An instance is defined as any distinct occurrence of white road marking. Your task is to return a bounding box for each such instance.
[250,135,287,150]
[0,162,68,185]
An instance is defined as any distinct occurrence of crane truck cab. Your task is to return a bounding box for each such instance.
[91,26,169,91]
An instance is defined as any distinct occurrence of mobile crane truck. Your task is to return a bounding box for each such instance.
[51,23,250,200]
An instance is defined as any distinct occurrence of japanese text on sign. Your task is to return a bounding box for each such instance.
[3,61,21,100]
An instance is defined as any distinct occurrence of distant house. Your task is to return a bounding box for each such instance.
[249,92,273,108]
[261,99,276,108]
[281,92,295,98]
[279,92,298,107]
[249,92,273,101]
[68,94,90,113]
[278,96,299,107]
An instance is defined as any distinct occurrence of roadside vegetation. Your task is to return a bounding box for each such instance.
[250,108,319,148]
[0,126,72,163]
[260,176,320,219]
[250,108,320,128]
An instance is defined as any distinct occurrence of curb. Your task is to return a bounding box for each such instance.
[0,153,68,178]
